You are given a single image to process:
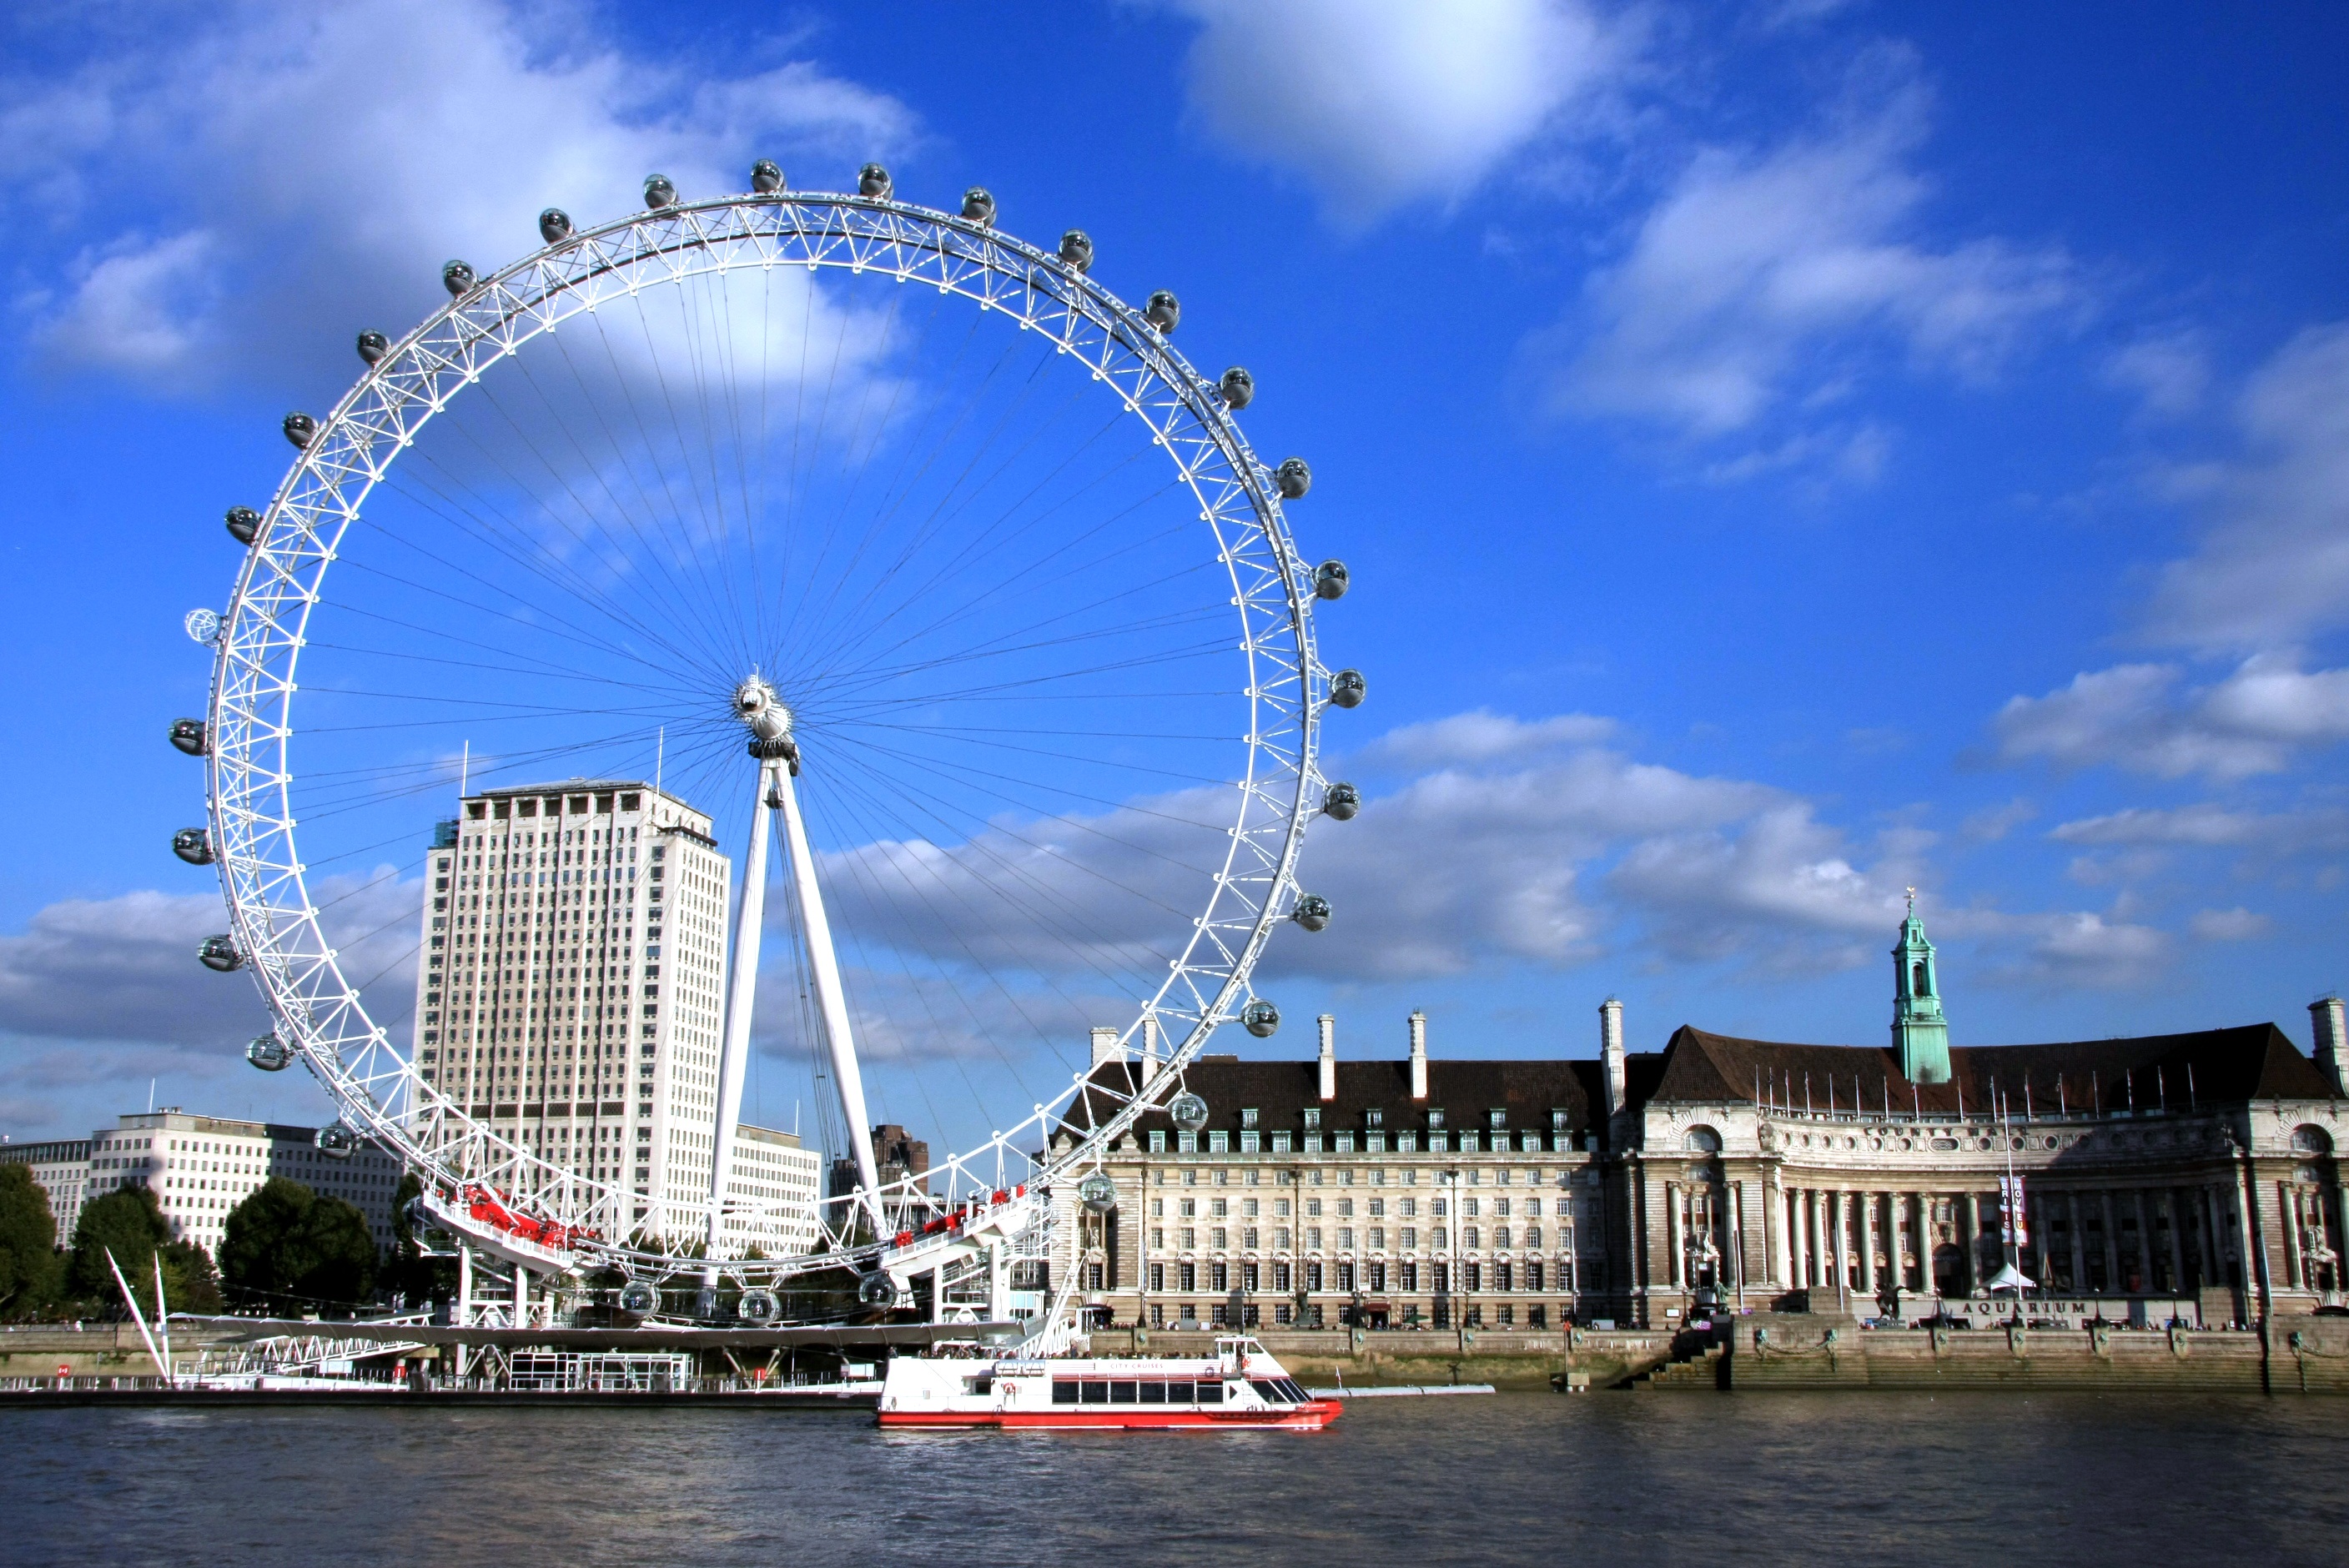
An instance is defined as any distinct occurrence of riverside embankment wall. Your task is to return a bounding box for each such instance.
[1106,1318,2349,1394]
[1713,1313,2349,1394]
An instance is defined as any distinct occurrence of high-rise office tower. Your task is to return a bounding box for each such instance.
[411,780,815,1253]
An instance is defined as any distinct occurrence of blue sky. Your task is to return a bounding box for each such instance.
[2,0,2346,1148]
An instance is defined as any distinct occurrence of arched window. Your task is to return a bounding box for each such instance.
[1911,960,1929,996]
[1683,1126,1721,1153]
[2290,1124,2333,1155]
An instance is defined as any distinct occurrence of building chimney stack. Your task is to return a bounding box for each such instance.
[1089,1025,1124,1068]
[1600,997,1626,1117]
[1409,1010,1428,1101]
[1318,1013,1337,1103]
[2313,995,2346,1095]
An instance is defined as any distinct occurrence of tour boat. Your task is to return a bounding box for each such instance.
[878,1336,1340,1430]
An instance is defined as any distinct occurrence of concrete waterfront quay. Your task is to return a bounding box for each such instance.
[1107,1318,2349,1395]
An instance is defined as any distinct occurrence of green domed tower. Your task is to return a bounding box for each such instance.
[1892,889,1951,1083]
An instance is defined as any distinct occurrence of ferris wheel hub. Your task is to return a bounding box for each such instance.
[732,674,792,741]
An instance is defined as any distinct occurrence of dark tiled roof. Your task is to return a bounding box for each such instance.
[1649,1023,2335,1112]
[1069,1056,1607,1138]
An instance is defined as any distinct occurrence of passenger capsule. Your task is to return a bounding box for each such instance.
[538,208,572,244]
[1292,892,1331,932]
[961,187,997,226]
[1313,559,1350,601]
[184,607,222,645]
[750,159,784,193]
[618,1280,658,1314]
[858,1272,897,1307]
[198,934,244,972]
[441,259,475,297]
[246,1033,291,1072]
[1168,1091,1210,1132]
[1058,229,1094,274]
[1276,457,1312,500]
[1329,669,1366,709]
[282,411,316,449]
[172,827,214,866]
[314,1121,360,1159]
[355,330,390,365]
[224,505,261,545]
[1219,366,1254,410]
[1240,998,1281,1038]
[1321,781,1361,821]
[858,163,893,199]
[737,1288,780,1324]
[168,717,209,757]
[1145,289,1180,334]
[1079,1173,1118,1214]
[643,173,675,209]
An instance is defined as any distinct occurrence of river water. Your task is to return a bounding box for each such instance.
[5,1392,2345,1566]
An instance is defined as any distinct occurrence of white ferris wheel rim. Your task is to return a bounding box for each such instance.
[203,180,1334,1288]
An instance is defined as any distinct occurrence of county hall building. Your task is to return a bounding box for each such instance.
[1054,906,2346,1333]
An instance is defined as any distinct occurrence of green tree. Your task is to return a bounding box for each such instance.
[219,1178,377,1315]
[64,1187,221,1317]
[0,1163,63,1321]
[160,1238,224,1314]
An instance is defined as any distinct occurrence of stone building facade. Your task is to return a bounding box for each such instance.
[1056,912,2346,1332]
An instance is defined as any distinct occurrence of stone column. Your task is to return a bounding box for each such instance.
[1665,1182,1683,1289]
[1812,1189,1828,1287]
[1769,1174,1790,1287]
[2279,1182,2303,1290]
[1858,1192,1879,1294]
[1793,1187,1812,1287]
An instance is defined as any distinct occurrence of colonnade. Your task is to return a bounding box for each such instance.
[1773,1179,2256,1300]
[1780,1186,1954,1297]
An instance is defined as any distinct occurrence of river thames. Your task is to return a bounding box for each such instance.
[6,1391,2346,1565]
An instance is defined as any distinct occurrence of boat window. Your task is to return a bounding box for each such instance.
[1279,1379,1310,1402]
[1166,1380,1195,1403]
[1197,1380,1223,1404]
[1110,1380,1139,1404]
[1249,1378,1286,1403]
[961,1376,993,1395]
[1052,1380,1079,1405]
[1139,1381,1167,1405]
[1080,1381,1110,1405]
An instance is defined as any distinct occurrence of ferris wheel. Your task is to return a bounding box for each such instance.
[173,163,1361,1324]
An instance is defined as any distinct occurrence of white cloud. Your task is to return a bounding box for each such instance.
[1992,656,2349,781]
[1544,76,2074,443]
[2102,329,2209,419]
[0,871,420,1048]
[1959,797,2035,843]
[1164,0,1623,224]
[2189,907,2272,942]
[1352,708,1616,769]
[2049,802,2349,853]
[5,0,914,386]
[2145,323,2349,651]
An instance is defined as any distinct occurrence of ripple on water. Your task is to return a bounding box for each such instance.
[5,1392,2346,1568]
